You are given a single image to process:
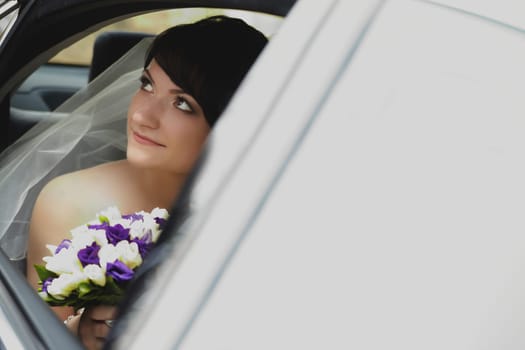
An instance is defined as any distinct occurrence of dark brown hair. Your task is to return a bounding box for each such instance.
[145,15,268,126]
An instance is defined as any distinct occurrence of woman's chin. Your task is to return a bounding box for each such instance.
[126,149,160,169]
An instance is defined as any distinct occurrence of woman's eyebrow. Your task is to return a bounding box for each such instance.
[144,67,187,95]
[169,87,187,95]
[143,69,154,84]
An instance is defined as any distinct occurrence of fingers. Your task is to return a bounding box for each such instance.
[78,320,104,350]
[89,305,118,321]
[92,320,111,338]
[78,306,117,350]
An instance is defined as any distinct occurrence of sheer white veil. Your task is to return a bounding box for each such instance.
[0,38,153,267]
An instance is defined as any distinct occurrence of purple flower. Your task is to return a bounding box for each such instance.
[42,278,53,293]
[105,224,130,244]
[106,260,134,282]
[88,223,109,230]
[155,217,167,230]
[89,223,130,244]
[77,242,101,267]
[55,239,72,254]
[131,232,154,258]
[122,213,144,222]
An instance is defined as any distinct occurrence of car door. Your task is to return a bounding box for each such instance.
[113,0,525,348]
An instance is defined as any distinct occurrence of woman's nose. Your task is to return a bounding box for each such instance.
[131,100,162,128]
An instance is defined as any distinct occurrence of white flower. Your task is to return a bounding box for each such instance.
[126,208,168,241]
[98,244,119,271]
[115,217,133,229]
[83,264,106,286]
[128,219,147,239]
[152,208,168,242]
[135,210,148,218]
[47,272,86,299]
[69,224,91,236]
[70,224,108,249]
[98,206,122,224]
[151,207,169,220]
[143,214,161,241]
[151,226,162,243]
[46,244,58,255]
[115,240,142,269]
[43,246,82,275]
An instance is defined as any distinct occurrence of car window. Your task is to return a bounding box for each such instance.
[50,8,281,66]
[3,5,285,267]
[3,4,284,265]
[0,0,18,47]
[9,7,282,139]
[0,2,291,349]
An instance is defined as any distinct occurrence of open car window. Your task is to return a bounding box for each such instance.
[0,1,292,349]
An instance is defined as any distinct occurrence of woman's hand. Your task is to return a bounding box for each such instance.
[77,305,117,350]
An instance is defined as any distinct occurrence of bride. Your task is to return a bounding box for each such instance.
[0,15,267,350]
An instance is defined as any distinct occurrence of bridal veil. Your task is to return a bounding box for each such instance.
[0,38,153,268]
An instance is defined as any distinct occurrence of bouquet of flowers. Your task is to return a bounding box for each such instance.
[35,206,168,311]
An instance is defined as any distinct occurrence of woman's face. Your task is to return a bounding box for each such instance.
[127,59,210,174]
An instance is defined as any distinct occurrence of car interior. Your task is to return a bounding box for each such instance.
[8,29,154,145]
[0,2,293,348]
[0,1,290,153]
[0,3,288,269]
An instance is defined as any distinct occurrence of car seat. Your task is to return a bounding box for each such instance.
[89,31,154,82]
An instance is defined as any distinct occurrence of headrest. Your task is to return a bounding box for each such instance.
[89,31,153,82]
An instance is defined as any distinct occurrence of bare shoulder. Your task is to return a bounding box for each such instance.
[37,161,127,213]
[45,159,129,188]
[27,160,130,286]
[29,161,127,238]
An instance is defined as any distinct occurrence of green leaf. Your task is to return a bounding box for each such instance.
[96,294,122,305]
[34,264,58,282]
[44,294,73,307]
[105,277,125,295]
[41,276,126,310]
[77,282,96,297]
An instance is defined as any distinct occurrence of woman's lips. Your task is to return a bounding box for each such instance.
[132,132,165,147]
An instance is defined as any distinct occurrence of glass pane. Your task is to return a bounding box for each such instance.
[0,2,18,47]
[50,8,282,66]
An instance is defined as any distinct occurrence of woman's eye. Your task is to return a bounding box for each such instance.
[174,96,193,112]
[139,76,153,93]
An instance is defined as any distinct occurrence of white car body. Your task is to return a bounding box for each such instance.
[119,0,525,349]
